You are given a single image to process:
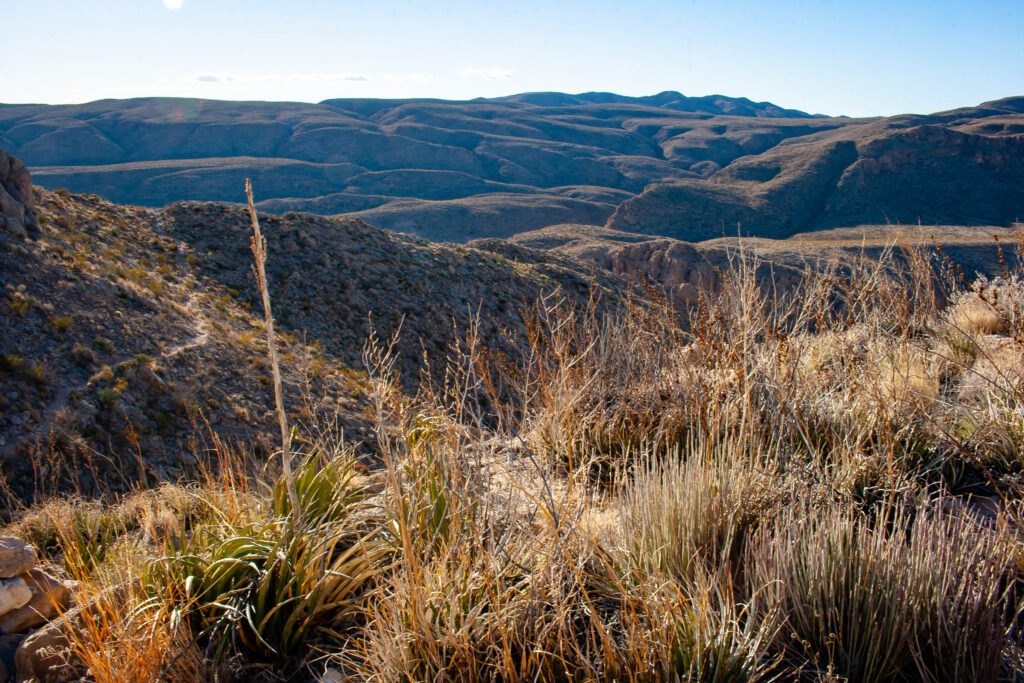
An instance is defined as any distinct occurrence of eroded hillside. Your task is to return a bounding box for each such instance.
[0,167,631,499]
[609,97,1024,239]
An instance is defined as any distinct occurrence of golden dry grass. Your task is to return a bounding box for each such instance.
[4,242,1024,681]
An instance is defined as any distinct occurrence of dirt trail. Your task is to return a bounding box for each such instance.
[3,225,216,459]
[165,299,211,360]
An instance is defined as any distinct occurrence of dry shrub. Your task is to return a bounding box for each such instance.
[751,501,1017,683]
[524,297,696,476]
[873,342,942,407]
[947,290,1008,336]
[66,579,204,683]
[619,437,780,584]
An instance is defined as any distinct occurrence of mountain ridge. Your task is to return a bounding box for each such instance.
[0,92,843,240]
[2,93,1021,242]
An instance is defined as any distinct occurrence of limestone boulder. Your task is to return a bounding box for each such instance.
[0,569,73,635]
[0,538,35,579]
[0,578,32,619]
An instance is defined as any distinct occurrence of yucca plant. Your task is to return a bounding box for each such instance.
[141,461,390,668]
[390,412,463,558]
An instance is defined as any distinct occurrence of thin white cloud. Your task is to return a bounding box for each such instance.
[457,67,515,80]
[192,72,370,85]
[382,73,437,84]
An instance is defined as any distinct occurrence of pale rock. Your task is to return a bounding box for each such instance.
[320,668,345,683]
[0,578,32,618]
[0,569,73,635]
[0,538,36,579]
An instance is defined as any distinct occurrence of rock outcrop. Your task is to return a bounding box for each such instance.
[0,151,39,240]
[0,537,76,681]
[0,568,72,634]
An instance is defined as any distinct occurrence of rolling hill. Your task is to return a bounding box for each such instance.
[0,156,634,498]
[1,93,1022,242]
[0,93,843,239]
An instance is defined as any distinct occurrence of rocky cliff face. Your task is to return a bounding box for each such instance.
[608,98,1024,240]
[0,151,38,239]
[512,222,1023,308]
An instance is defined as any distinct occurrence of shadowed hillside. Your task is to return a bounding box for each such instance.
[0,165,633,498]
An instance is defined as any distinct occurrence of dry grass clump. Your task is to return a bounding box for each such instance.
[524,296,696,477]
[619,437,781,584]
[944,275,1024,338]
[65,572,204,683]
[947,290,1008,336]
[751,501,1016,683]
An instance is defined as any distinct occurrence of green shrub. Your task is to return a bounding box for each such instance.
[97,388,119,409]
[51,315,74,333]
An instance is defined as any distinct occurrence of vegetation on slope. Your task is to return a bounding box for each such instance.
[5,231,1024,681]
[0,186,628,500]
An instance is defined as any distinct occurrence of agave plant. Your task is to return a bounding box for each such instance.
[140,456,390,666]
[272,448,366,525]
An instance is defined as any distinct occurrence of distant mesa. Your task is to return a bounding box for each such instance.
[1,93,1022,241]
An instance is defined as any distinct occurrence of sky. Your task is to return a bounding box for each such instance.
[2,0,1022,117]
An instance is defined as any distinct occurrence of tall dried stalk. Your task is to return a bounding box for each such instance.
[245,178,300,520]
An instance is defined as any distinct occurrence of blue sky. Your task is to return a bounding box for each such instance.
[3,0,1022,116]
